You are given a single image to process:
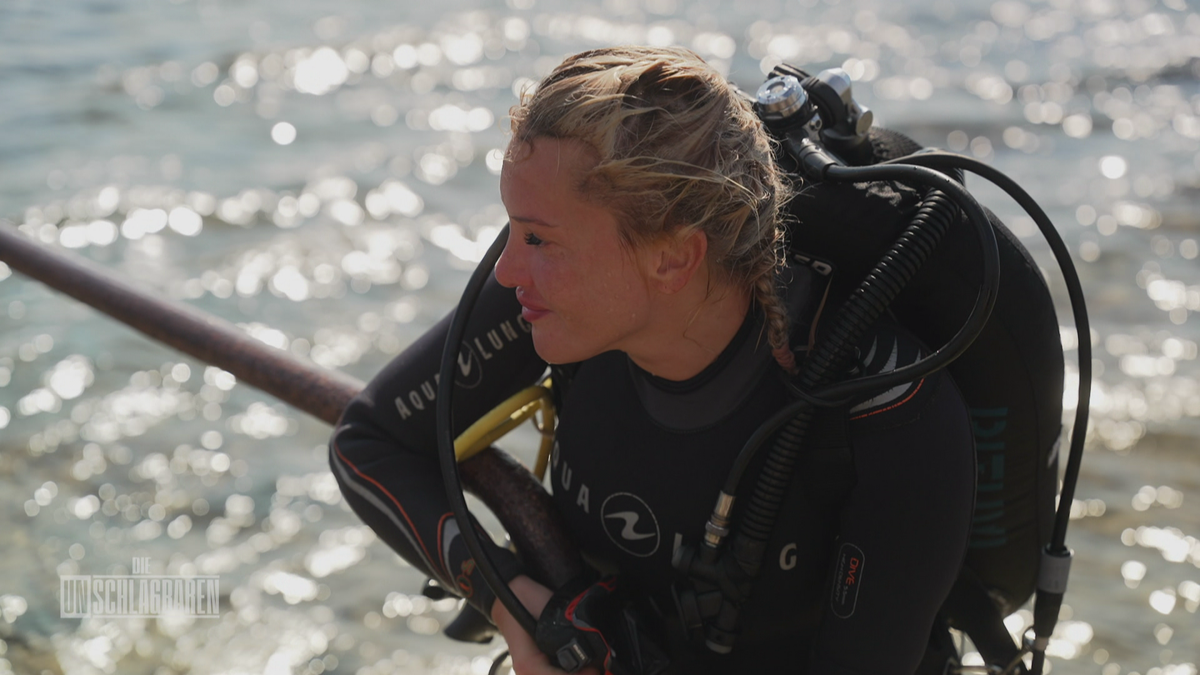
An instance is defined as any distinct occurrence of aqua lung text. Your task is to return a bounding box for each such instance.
[394,313,531,420]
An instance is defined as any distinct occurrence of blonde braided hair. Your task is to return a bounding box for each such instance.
[509,46,796,372]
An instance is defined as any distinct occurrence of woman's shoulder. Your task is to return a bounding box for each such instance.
[841,321,966,431]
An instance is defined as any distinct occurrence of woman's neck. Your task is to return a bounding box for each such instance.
[623,275,751,382]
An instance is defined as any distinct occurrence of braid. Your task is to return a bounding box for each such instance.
[752,267,796,375]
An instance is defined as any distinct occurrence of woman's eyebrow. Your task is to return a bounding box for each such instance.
[509,215,558,227]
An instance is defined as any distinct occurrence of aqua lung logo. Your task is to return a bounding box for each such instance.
[394,314,531,420]
[454,342,484,389]
[601,493,660,558]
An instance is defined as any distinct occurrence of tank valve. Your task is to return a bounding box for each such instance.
[756,75,814,129]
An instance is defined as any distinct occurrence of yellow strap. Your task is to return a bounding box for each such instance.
[454,382,556,482]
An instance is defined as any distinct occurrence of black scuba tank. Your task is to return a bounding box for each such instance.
[782,126,1063,623]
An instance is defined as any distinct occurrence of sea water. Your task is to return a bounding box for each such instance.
[0,0,1197,673]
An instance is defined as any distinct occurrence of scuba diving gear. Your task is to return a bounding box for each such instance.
[365,59,1088,675]
[757,69,874,164]
[672,67,1002,657]
[667,64,1089,673]
[872,149,1089,673]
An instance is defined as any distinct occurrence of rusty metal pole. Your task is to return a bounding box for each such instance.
[0,223,362,425]
[0,223,582,588]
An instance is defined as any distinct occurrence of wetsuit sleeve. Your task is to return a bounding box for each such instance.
[808,368,976,675]
[329,271,549,614]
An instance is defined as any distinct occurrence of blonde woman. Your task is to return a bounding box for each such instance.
[331,46,975,674]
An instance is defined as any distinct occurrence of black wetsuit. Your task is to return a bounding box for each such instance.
[330,261,976,675]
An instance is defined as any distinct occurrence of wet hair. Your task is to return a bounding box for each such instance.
[508,46,796,372]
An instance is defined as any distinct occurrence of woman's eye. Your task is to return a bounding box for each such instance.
[523,232,545,246]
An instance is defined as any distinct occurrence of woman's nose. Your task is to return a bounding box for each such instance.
[493,225,526,289]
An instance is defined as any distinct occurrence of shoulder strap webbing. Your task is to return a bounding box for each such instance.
[942,568,1025,672]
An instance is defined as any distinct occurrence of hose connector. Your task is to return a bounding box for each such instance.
[1037,547,1073,595]
[1029,547,1074,675]
[787,136,842,180]
[703,492,736,549]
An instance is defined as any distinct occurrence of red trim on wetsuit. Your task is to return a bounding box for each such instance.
[849,378,926,421]
[436,511,453,574]
[332,441,444,580]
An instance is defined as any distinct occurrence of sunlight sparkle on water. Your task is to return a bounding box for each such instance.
[1150,588,1177,615]
[364,180,423,219]
[242,322,290,350]
[1044,620,1094,660]
[441,32,483,66]
[168,207,203,236]
[47,355,94,400]
[59,220,117,248]
[271,265,311,301]
[328,199,365,227]
[306,531,367,578]
[1124,525,1200,565]
[190,60,219,84]
[427,223,501,263]
[121,208,168,240]
[263,570,320,604]
[427,104,494,133]
[271,122,297,146]
[1122,560,1148,588]
[1101,155,1129,179]
[292,47,349,96]
[230,402,291,439]
[415,151,457,185]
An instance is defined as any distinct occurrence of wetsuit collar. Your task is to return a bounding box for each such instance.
[626,262,818,433]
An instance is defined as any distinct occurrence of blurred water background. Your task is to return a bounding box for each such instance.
[1,0,1198,673]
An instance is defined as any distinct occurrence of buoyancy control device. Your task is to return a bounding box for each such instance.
[435,63,1092,675]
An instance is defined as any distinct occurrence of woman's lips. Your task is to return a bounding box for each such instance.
[516,289,550,322]
[521,305,550,322]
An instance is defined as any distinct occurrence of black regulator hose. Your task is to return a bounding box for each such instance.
[735,183,986,541]
[722,142,1000,497]
[436,224,540,637]
[817,168,998,392]
[879,151,1092,550]
[695,147,1002,654]
[881,151,1092,675]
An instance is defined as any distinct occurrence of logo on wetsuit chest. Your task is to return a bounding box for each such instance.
[600,493,661,558]
[830,542,865,619]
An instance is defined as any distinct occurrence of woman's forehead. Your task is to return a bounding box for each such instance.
[507,136,598,172]
[500,137,598,200]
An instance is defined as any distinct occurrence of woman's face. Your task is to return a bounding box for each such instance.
[495,136,657,365]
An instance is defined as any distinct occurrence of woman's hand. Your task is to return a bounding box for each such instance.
[491,576,600,675]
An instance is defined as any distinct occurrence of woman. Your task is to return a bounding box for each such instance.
[331,46,975,674]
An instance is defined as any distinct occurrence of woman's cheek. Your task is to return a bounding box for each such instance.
[533,258,571,305]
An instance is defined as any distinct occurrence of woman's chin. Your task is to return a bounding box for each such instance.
[531,327,595,365]
[531,334,570,364]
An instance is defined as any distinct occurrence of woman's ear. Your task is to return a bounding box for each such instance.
[651,228,708,294]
